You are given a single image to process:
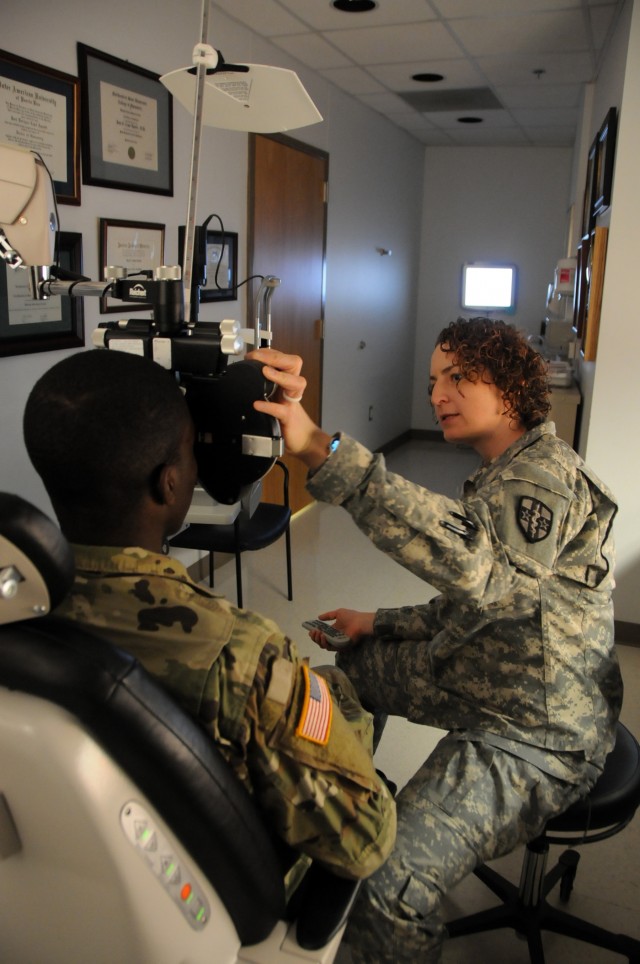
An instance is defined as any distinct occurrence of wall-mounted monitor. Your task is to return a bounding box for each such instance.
[461,262,517,313]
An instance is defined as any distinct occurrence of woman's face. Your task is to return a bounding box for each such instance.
[429,344,524,461]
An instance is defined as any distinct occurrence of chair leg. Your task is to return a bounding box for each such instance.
[234,551,243,609]
[447,844,640,964]
[285,525,293,601]
[208,552,214,589]
[538,902,640,959]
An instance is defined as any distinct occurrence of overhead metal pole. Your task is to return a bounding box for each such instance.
[182,0,210,325]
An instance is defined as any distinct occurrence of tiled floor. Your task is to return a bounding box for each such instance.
[202,438,640,963]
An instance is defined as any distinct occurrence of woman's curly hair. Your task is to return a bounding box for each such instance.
[435,317,550,429]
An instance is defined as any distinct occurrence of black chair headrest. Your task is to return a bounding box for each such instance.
[0,493,74,623]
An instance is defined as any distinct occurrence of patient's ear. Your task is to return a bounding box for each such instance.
[150,463,174,506]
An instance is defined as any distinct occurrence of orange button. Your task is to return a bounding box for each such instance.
[180,883,192,902]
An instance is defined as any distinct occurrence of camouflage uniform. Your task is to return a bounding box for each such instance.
[54,546,396,882]
[306,423,622,962]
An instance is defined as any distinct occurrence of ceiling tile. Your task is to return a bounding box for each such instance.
[391,112,440,132]
[510,106,579,127]
[446,125,529,145]
[424,109,517,129]
[495,83,582,110]
[211,0,307,37]
[411,128,456,145]
[358,90,416,114]
[367,58,485,91]
[277,0,438,31]
[431,0,582,16]
[327,21,465,63]
[476,51,594,86]
[319,66,386,95]
[272,32,352,70]
[526,126,577,147]
[448,10,589,57]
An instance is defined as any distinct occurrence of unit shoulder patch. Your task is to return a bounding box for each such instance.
[517,496,553,543]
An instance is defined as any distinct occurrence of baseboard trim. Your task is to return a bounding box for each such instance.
[408,429,445,443]
[186,552,233,586]
[377,428,443,454]
[615,620,640,647]
[187,556,209,585]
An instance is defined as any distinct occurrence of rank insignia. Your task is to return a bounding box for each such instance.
[517,496,553,543]
[296,665,332,746]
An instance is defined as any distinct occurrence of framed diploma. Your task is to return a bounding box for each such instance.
[0,232,85,356]
[0,49,80,205]
[592,107,617,219]
[78,43,173,196]
[178,226,238,302]
[200,230,238,302]
[99,218,165,314]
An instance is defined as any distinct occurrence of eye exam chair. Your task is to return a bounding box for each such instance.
[0,493,359,963]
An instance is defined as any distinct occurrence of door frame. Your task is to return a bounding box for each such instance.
[247,132,329,427]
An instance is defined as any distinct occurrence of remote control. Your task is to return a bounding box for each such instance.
[302,619,351,649]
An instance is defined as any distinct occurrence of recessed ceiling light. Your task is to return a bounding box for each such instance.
[412,73,444,83]
[457,116,483,124]
[332,1,377,12]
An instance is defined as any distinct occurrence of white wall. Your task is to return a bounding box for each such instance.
[411,147,572,430]
[0,0,424,516]
[580,0,640,624]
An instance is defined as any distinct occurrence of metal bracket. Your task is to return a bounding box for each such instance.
[241,434,284,458]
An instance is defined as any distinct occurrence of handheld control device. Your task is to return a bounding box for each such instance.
[302,619,351,649]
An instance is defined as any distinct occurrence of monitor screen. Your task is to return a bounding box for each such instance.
[461,263,517,312]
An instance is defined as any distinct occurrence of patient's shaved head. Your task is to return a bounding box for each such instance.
[24,349,191,529]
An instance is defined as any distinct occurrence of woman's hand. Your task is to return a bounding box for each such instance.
[247,348,332,469]
[307,609,375,651]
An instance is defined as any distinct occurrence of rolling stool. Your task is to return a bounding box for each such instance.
[446,721,640,963]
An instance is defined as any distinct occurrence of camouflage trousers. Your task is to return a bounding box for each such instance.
[337,643,593,963]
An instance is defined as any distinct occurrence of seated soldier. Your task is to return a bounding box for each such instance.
[22,348,396,884]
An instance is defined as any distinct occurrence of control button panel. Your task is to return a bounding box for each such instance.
[121,801,210,930]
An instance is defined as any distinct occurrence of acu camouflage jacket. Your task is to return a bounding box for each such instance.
[54,546,396,880]
[307,423,622,770]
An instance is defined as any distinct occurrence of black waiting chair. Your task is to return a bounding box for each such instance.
[446,720,640,963]
[0,493,357,963]
[170,459,292,609]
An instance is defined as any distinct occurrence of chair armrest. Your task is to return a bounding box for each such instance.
[293,862,362,951]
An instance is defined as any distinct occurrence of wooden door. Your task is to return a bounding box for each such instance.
[248,134,328,513]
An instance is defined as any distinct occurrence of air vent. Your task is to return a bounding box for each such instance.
[399,87,503,113]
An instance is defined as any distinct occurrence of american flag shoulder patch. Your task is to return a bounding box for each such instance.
[295,664,333,746]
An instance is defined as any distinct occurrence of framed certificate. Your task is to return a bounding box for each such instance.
[178,227,238,302]
[592,107,617,219]
[99,218,165,314]
[0,49,80,204]
[78,43,173,196]
[0,232,85,356]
